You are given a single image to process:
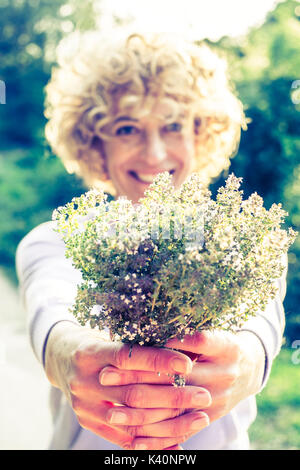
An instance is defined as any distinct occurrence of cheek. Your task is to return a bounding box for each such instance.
[178,139,195,169]
[104,144,126,177]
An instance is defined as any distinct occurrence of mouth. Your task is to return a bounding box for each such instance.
[128,169,175,184]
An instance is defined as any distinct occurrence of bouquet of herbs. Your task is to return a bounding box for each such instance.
[53,173,296,384]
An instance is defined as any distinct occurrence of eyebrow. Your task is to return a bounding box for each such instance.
[113,116,139,123]
[113,114,186,124]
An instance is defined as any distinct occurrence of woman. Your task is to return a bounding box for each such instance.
[16,31,286,450]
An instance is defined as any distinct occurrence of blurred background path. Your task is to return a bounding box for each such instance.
[0,270,52,450]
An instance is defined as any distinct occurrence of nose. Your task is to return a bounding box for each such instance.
[142,130,167,165]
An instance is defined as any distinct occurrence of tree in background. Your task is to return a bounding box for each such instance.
[0,0,299,343]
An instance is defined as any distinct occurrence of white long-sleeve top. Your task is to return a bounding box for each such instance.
[16,221,287,450]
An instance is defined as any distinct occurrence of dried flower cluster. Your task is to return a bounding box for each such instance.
[53,173,297,384]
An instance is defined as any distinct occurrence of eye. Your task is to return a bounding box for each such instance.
[115,125,140,136]
[164,122,182,133]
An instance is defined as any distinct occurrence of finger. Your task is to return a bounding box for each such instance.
[70,399,134,449]
[106,405,184,426]
[99,383,212,409]
[75,341,193,376]
[186,362,239,391]
[99,366,174,386]
[72,399,187,444]
[110,343,194,375]
[165,330,239,360]
[99,363,223,392]
[71,369,211,413]
[122,410,209,438]
[79,418,134,449]
[99,361,236,398]
[132,435,192,451]
[75,400,180,428]
[71,376,188,426]
[77,409,192,451]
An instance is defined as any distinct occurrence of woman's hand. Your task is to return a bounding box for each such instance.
[100,329,265,427]
[166,329,265,423]
[44,321,211,450]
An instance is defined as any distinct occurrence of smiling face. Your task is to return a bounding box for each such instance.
[101,100,196,203]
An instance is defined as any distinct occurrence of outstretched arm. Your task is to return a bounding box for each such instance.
[16,222,211,450]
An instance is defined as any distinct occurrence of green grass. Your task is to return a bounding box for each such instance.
[249,346,300,450]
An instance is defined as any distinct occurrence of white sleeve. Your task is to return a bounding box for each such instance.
[238,258,287,391]
[16,221,82,366]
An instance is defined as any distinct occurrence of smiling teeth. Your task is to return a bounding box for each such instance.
[136,173,157,183]
[134,170,174,183]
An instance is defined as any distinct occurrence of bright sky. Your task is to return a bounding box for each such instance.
[97,0,283,41]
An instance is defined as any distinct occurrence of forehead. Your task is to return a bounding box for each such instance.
[112,94,190,123]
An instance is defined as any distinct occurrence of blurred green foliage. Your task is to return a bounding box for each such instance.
[249,347,300,449]
[0,0,299,344]
[0,0,97,148]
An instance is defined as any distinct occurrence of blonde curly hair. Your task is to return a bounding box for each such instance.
[45,30,247,196]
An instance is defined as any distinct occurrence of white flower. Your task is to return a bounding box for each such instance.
[87,280,97,288]
[90,305,103,317]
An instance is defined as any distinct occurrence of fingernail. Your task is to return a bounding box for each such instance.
[135,443,148,450]
[192,392,211,407]
[108,410,128,424]
[170,358,188,374]
[100,371,120,385]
